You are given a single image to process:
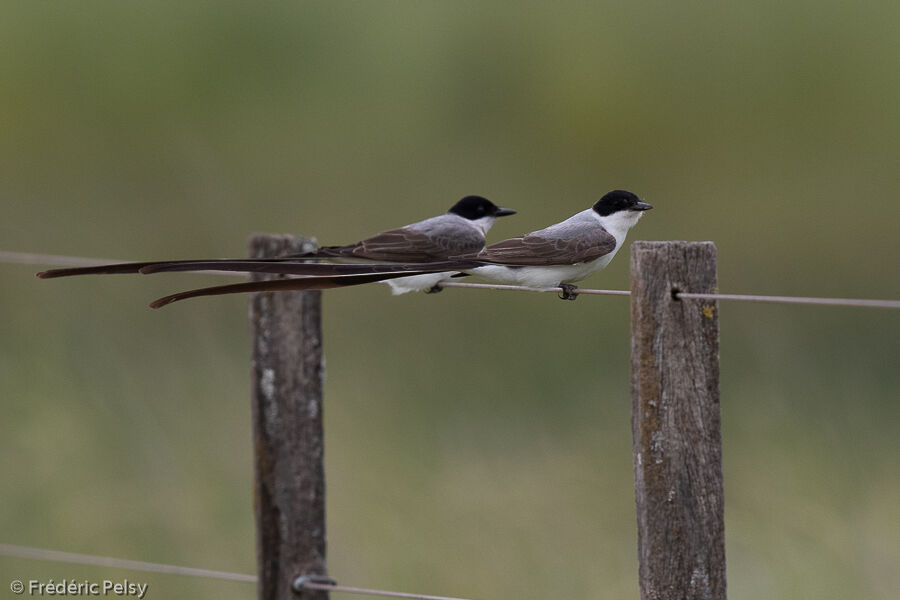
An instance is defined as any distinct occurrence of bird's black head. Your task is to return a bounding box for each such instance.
[449,196,517,220]
[592,190,653,216]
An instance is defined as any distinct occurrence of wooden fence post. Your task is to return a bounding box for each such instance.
[249,234,329,600]
[630,241,725,600]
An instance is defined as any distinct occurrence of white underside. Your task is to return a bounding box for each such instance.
[467,252,617,288]
[370,213,495,294]
[462,208,643,288]
[382,272,455,294]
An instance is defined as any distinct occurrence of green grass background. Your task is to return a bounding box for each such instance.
[2,2,899,598]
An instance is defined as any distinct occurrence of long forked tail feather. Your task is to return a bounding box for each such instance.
[138,259,477,275]
[149,272,425,309]
[38,258,479,278]
[37,261,167,278]
[36,257,331,279]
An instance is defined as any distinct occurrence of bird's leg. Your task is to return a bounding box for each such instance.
[558,283,580,301]
[425,284,444,294]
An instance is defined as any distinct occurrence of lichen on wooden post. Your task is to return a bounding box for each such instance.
[630,241,725,600]
[249,233,328,600]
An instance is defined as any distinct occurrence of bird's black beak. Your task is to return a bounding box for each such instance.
[494,207,517,217]
[633,201,653,211]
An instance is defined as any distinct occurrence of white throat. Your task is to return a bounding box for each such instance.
[592,209,644,243]
[469,215,497,235]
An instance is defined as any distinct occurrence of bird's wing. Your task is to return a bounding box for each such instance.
[478,227,617,266]
[317,223,484,262]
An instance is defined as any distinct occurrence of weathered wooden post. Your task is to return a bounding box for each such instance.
[630,241,725,600]
[249,234,329,600]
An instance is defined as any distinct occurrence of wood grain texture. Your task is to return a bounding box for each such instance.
[249,234,328,600]
[629,241,725,600]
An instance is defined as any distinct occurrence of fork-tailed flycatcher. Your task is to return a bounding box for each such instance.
[461,189,651,299]
[37,195,516,295]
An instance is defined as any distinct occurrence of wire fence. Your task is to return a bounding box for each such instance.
[2,245,896,599]
[0,544,476,600]
[0,544,255,583]
[3,249,899,309]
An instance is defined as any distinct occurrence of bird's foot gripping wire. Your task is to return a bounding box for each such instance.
[558,283,580,301]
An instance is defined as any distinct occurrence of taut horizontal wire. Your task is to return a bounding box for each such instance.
[0,544,256,583]
[0,250,247,277]
[2,544,479,600]
[437,282,900,309]
[0,251,122,268]
[4,250,899,309]
[676,292,900,310]
[300,581,476,600]
[437,280,630,296]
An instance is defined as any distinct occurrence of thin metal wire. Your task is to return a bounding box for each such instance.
[0,251,122,268]
[0,544,257,583]
[1,544,479,600]
[300,581,476,600]
[440,282,900,309]
[437,280,630,296]
[676,291,900,310]
[4,250,899,309]
[0,250,246,277]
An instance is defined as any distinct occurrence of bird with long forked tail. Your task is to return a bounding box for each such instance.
[37,195,515,295]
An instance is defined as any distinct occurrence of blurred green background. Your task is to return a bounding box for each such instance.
[2,2,899,599]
